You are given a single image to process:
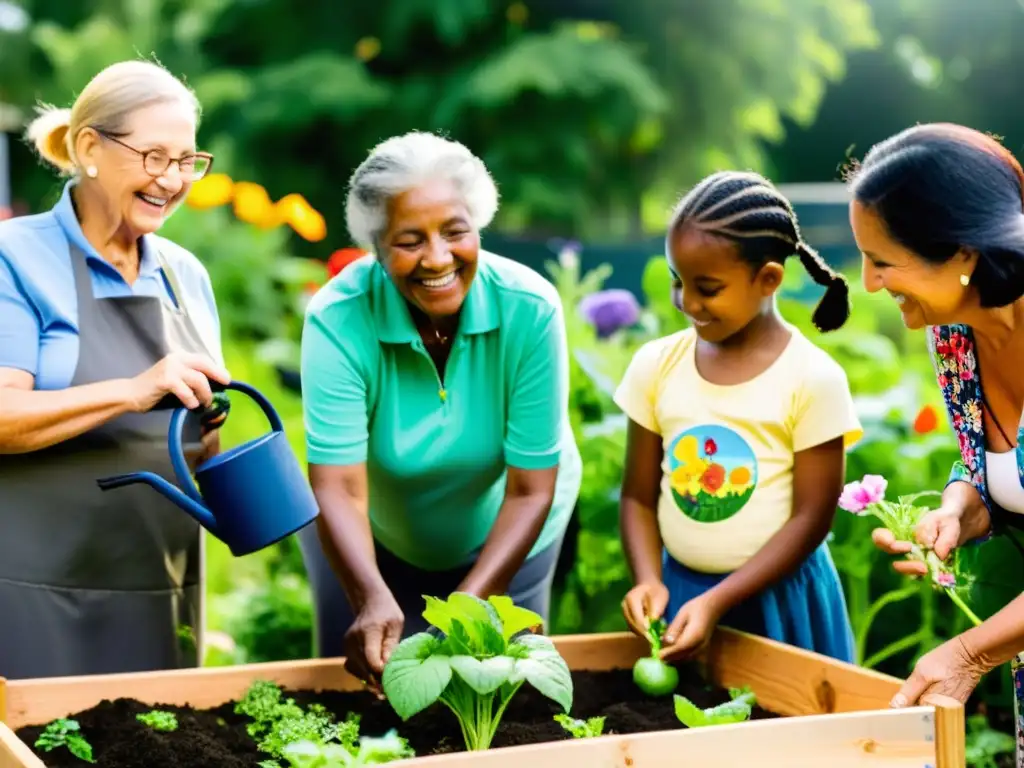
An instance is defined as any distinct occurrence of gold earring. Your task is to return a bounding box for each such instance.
[959,273,970,287]
[85,165,98,178]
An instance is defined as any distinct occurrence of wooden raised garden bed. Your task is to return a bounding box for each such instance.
[0,629,965,768]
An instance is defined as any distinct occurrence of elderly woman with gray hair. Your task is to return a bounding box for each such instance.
[297,131,582,686]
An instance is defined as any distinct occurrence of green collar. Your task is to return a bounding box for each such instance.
[372,258,499,344]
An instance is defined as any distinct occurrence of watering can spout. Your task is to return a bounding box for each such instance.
[96,472,219,535]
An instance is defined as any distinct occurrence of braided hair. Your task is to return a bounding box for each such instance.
[668,171,850,333]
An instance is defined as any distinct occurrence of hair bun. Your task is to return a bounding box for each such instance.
[24,106,75,173]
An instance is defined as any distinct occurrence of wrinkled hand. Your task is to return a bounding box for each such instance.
[344,591,404,696]
[871,503,972,577]
[660,593,723,662]
[621,581,669,637]
[891,634,988,708]
[130,352,231,413]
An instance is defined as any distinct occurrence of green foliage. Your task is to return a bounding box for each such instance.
[381,593,573,751]
[966,713,1015,768]
[673,687,756,728]
[280,731,415,767]
[136,710,179,731]
[34,718,95,764]
[553,713,605,739]
[234,680,364,763]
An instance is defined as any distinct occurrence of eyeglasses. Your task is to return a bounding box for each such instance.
[93,129,214,181]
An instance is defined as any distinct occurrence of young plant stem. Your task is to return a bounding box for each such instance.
[946,588,983,627]
[439,678,523,751]
[855,584,919,664]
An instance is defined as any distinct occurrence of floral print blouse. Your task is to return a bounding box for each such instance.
[928,323,1024,533]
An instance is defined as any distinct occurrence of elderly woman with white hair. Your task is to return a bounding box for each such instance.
[297,131,582,685]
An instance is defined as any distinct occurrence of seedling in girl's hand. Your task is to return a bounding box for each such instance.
[674,686,756,728]
[632,617,679,696]
[554,714,606,738]
[34,718,96,763]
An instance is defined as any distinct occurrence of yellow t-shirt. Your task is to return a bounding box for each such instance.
[613,326,863,574]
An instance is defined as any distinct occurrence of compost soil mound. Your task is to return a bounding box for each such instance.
[17,666,776,767]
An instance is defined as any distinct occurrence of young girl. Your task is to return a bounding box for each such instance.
[616,170,862,663]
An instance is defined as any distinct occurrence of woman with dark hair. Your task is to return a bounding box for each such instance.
[848,122,1024,759]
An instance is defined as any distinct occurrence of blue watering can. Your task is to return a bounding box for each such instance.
[96,381,319,557]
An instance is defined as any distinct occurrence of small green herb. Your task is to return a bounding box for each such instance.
[554,714,605,738]
[673,686,756,728]
[281,729,415,766]
[34,718,96,763]
[381,592,573,751]
[136,710,179,731]
[632,618,679,696]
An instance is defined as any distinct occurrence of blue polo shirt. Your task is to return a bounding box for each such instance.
[301,252,582,571]
[0,181,223,390]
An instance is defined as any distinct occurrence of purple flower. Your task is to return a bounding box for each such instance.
[935,571,957,588]
[578,289,641,338]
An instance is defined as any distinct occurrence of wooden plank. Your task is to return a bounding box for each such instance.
[706,629,904,716]
[924,694,966,768]
[3,658,362,730]
[0,723,43,768]
[389,706,941,768]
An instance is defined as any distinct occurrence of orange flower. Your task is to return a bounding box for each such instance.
[185,173,234,209]
[729,466,751,486]
[277,193,327,242]
[700,464,725,494]
[232,182,279,228]
[913,404,939,434]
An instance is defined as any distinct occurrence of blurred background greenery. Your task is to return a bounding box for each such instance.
[4,0,1024,760]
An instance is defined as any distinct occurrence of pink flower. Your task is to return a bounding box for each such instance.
[935,571,956,588]
[838,475,888,514]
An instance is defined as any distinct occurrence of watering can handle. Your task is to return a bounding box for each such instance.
[168,381,286,504]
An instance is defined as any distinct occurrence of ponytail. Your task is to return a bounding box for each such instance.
[795,241,850,332]
[24,106,76,174]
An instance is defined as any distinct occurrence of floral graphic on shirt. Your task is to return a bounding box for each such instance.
[667,425,758,523]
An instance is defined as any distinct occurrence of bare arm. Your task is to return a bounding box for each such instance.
[964,591,1024,671]
[0,368,136,454]
[457,465,558,599]
[705,437,845,615]
[620,417,666,587]
[308,462,389,608]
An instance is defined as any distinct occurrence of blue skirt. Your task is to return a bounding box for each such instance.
[663,542,855,663]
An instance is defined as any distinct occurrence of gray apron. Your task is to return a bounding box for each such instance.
[0,242,213,680]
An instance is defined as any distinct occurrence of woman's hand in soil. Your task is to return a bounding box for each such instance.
[659,593,723,662]
[890,634,987,708]
[344,591,404,695]
[621,581,670,637]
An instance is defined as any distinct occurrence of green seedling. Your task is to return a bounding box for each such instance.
[34,718,95,763]
[674,686,756,728]
[632,617,679,696]
[554,713,605,738]
[136,710,179,731]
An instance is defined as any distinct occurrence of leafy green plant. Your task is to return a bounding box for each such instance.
[674,687,756,728]
[632,617,679,696]
[554,714,606,738]
[965,713,1015,768]
[279,730,414,767]
[136,710,179,731]
[381,592,574,751]
[234,680,360,762]
[34,718,95,763]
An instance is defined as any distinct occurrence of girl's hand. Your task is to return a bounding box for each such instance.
[660,593,723,661]
[891,634,988,708]
[621,581,669,637]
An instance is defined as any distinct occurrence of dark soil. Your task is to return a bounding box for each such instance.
[17,665,776,767]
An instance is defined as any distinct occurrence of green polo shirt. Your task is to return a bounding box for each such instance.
[301,251,582,571]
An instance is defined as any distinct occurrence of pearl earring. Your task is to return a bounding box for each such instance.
[960,273,970,287]
[85,165,98,178]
